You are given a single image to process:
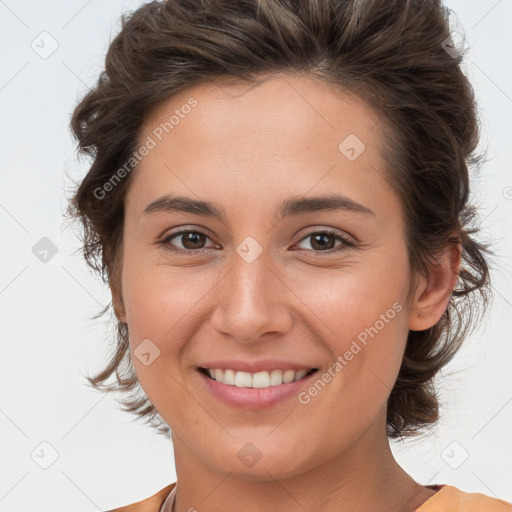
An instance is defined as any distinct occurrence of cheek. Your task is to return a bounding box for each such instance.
[119,250,224,408]
[120,258,201,418]
[289,252,411,410]
[121,248,210,341]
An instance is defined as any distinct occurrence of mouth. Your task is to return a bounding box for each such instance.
[198,367,318,388]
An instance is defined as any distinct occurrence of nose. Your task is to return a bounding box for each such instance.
[210,250,293,344]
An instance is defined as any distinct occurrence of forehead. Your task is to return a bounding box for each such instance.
[140,73,384,155]
[127,73,394,223]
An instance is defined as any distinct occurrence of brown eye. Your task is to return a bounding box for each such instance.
[161,230,215,253]
[295,230,355,253]
[309,233,336,251]
[180,231,207,250]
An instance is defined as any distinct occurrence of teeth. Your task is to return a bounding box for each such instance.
[204,368,313,388]
[235,371,252,387]
[270,369,284,386]
[223,369,235,385]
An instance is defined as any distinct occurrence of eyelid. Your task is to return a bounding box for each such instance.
[296,226,356,245]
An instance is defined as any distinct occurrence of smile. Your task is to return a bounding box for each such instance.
[199,367,318,388]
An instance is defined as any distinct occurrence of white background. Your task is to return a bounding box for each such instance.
[0,0,511,510]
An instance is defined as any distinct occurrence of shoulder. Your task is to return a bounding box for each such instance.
[105,482,176,512]
[417,485,512,511]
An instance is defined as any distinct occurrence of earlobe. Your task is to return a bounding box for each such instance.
[408,243,462,331]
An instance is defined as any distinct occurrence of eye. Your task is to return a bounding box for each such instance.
[294,229,355,253]
[160,230,216,254]
[159,228,355,255]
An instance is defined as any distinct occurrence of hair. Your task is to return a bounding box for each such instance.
[66,0,492,439]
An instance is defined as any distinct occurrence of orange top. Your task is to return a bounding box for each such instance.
[105,482,512,512]
[105,483,175,512]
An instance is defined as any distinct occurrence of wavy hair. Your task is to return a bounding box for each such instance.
[66,0,492,439]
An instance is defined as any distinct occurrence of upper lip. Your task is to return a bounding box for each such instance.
[197,359,318,373]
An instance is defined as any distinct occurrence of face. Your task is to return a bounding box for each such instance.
[116,74,419,478]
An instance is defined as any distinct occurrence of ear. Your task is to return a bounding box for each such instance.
[408,243,462,331]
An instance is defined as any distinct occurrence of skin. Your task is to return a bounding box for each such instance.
[112,73,461,512]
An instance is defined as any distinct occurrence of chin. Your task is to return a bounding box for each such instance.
[202,440,315,481]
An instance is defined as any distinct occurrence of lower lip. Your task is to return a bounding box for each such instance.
[197,369,318,410]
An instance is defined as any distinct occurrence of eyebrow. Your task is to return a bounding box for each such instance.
[142,193,375,220]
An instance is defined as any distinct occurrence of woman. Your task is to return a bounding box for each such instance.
[66,0,511,510]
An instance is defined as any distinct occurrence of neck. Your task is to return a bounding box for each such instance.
[167,411,435,512]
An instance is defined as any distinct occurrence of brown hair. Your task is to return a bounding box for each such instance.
[66,0,492,439]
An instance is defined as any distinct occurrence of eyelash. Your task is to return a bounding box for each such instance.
[159,228,356,255]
